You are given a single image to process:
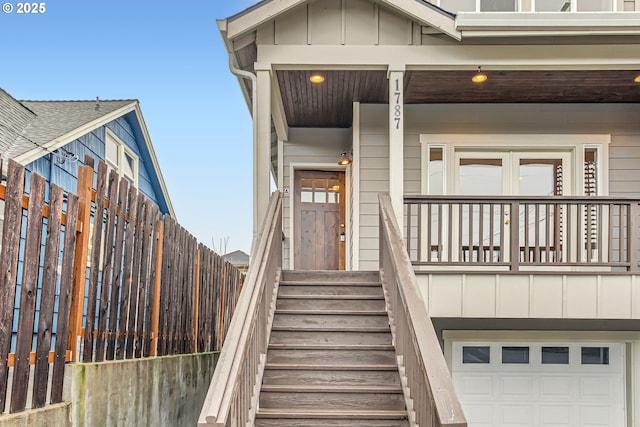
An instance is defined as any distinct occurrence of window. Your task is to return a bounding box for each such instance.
[502,346,530,364]
[534,0,615,11]
[300,178,341,204]
[440,0,517,11]
[105,129,138,186]
[463,346,490,363]
[542,346,569,364]
[582,347,609,365]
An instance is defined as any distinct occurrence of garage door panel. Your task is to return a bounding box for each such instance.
[459,375,493,398]
[462,403,494,426]
[501,404,534,425]
[540,376,572,398]
[500,376,533,398]
[540,405,571,426]
[579,377,614,399]
[579,405,618,426]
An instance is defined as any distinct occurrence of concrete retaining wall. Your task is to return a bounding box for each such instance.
[0,352,218,427]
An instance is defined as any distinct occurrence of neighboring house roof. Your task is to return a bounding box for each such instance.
[0,88,175,216]
[223,250,250,266]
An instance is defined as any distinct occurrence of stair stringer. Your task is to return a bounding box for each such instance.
[246,268,282,427]
[380,268,419,427]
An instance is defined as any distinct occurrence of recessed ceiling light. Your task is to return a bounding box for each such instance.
[310,73,325,84]
[472,66,487,83]
[634,74,640,83]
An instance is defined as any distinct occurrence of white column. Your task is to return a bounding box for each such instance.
[254,65,272,245]
[388,69,404,228]
[633,340,640,427]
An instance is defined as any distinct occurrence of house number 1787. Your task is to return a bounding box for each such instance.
[393,79,401,130]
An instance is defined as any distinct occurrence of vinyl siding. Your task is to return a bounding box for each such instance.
[282,128,351,269]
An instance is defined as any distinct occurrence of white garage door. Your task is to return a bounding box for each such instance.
[452,342,626,427]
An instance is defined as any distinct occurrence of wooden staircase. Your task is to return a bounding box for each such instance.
[255,270,409,427]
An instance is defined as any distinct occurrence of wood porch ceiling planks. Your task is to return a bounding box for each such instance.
[275,69,640,127]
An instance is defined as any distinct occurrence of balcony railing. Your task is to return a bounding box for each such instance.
[404,195,640,271]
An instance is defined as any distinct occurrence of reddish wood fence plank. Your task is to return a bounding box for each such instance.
[11,172,46,412]
[51,193,79,404]
[0,160,25,411]
[32,184,64,408]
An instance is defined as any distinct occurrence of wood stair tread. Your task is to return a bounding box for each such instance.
[275,309,387,315]
[271,325,390,332]
[265,363,398,370]
[269,344,395,350]
[280,281,382,286]
[277,294,385,300]
[260,384,403,393]
[256,409,408,420]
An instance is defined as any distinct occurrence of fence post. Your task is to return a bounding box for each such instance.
[67,161,95,361]
[150,220,164,357]
[193,248,201,353]
[218,261,227,350]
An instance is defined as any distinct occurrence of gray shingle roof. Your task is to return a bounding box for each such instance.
[0,88,36,158]
[0,88,135,160]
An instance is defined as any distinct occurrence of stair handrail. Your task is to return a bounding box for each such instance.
[379,193,467,427]
[199,191,283,427]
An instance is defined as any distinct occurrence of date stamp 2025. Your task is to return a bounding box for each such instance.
[2,2,46,14]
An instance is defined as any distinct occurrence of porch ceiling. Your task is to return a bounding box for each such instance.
[276,69,640,128]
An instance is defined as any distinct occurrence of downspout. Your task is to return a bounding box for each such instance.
[221,22,260,254]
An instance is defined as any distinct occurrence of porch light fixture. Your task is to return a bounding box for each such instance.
[338,151,352,166]
[310,73,325,84]
[472,66,487,83]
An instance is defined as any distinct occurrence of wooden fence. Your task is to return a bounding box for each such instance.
[0,157,243,414]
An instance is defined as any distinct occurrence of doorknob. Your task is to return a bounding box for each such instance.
[504,210,510,225]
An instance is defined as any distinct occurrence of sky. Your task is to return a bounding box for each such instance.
[0,0,258,254]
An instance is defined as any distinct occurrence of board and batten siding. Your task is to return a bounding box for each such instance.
[25,117,161,206]
[282,128,351,270]
[357,103,640,269]
[258,0,418,46]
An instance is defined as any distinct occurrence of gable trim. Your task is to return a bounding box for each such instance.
[225,0,461,41]
[14,102,138,165]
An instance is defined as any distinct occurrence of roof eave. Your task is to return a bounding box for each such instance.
[218,19,255,116]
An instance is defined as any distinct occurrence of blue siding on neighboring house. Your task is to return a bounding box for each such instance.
[12,115,169,352]
[25,116,162,207]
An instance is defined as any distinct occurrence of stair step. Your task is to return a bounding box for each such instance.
[276,297,386,311]
[267,348,397,365]
[281,270,380,282]
[273,313,390,329]
[259,390,405,410]
[279,285,384,296]
[272,326,390,333]
[270,330,392,346]
[268,343,395,351]
[275,309,387,315]
[255,408,408,422]
[277,294,384,300]
[265,363,398,370]
[262,368,401,386]
[260,384,402,393]
[279,280,382,287]
[255,419,409,427]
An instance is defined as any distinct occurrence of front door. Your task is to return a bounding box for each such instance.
[294,170,345,270]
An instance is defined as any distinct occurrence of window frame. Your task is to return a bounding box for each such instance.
[105,128,139,187]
